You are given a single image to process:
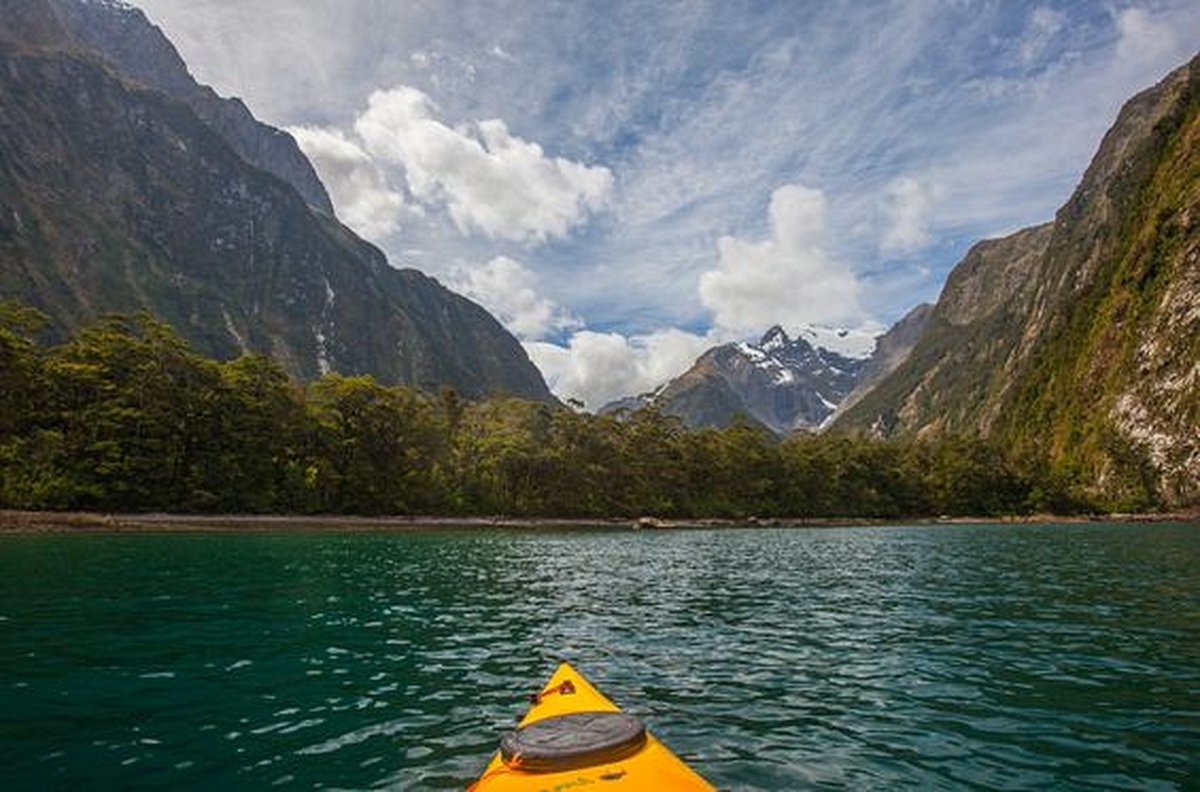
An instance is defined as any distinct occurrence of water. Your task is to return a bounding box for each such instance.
[1,523,1198,790]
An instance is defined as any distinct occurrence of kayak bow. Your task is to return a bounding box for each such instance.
[469,661,714,790]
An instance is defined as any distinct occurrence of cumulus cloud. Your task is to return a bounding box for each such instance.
[526,327,715,410]
[353,87,612,243]
[289,125,419,240]
[448,256,579,340]
[880,176,935,256]
[290,86,611,246]
[699,184,864,335]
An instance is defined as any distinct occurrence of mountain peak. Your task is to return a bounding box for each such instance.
[626,329,867,433]
[601,307,936,434]
[49,0,336,216]
[760,325,790,351]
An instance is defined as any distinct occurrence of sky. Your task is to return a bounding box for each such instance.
[134,0,1200,408]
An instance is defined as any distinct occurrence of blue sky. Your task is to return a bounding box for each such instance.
[137,0,1200,407]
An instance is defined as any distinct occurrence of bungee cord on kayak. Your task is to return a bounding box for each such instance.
[527,678,575,706]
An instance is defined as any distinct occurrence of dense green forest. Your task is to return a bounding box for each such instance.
[0,302,1099,518]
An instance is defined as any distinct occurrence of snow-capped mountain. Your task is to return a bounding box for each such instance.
[604,326,870,433]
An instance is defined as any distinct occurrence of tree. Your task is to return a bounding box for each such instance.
[207,354,307,512]
[38,314,225,510]
[0,300,47,438]
[449,398,556,514]
[305,375,445,514]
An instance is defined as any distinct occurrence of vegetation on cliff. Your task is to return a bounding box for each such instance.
[834,54,1200,511]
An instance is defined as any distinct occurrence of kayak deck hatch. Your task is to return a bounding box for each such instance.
[469,661,714,790]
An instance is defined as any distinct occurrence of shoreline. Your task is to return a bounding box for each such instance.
[0,509,1195,534]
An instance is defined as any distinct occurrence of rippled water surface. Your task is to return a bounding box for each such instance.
[2,522,1199,790]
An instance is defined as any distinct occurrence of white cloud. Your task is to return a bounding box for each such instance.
[526,327,715,410]
[448,256,579,340]
[880,176,935,255]
[698,184,864,335]
[352,86,613,243]
[289,125,419,240]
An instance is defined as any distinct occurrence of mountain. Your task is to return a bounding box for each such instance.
[51,0,335,216]
[831,303,932,420]
[834,53,1200,509]
[607,326,869,433]
[0,0,552,401]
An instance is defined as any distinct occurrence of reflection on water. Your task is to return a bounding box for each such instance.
[1,523,1198,789]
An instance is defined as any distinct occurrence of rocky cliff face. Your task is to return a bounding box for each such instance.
[832,303,932,420]
[48,0,335,216]
[0,0,553,401]
[835,53,1200,508]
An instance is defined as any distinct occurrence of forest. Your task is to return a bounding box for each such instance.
[0,302,1097,518]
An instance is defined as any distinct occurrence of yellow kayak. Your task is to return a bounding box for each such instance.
[469,661,714,790]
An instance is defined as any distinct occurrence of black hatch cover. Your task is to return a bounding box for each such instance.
[500,711,647,772]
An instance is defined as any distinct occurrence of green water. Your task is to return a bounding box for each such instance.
[1,523,1198,790]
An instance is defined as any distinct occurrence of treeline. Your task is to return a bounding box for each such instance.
[0,304,1094,518]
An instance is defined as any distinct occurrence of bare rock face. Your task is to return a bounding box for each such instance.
[935,225,1053,328]
[0,0,553,402]
[835,52,1200,509]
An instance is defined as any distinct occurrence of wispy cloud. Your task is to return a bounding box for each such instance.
[1116,7,1183,67]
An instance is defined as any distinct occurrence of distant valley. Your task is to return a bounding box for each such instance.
[0,0,1196,515]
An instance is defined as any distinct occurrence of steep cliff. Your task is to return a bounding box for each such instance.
[0,0,553,401]
[835,53,1200,508]
[50,0,335,215]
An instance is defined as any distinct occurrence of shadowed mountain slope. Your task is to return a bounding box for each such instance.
[0,0,552,401]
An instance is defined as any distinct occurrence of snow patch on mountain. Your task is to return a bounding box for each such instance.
[82,0,136,12]
[795,323,880,359]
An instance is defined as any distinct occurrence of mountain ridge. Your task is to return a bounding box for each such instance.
[49,0,336,216]
[604,325,870,433]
